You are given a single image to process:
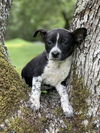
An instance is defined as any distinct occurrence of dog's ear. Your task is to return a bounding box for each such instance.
[72,28,87,44]
[33,29,47,38]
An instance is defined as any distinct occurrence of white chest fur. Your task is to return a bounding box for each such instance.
[42,56,72,87]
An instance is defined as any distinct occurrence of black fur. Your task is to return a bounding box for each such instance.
[22,28,87,87]
[21,52,48,87]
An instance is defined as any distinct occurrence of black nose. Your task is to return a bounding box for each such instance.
[52,51,60,58]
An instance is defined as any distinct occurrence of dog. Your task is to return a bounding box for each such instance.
[21,28,87,117]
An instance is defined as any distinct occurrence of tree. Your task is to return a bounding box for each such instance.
[68,0,100,132]
[0,0,100,133]
[0,0,29,128]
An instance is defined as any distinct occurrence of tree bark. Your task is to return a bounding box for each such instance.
[68,0,100,132]
[0,0,12,60]
[0,0,100,133]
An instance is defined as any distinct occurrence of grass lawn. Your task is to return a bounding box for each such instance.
[6,38,44,74]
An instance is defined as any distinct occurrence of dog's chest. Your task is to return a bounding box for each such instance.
[42,56,72,87]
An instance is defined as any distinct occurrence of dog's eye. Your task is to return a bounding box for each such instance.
[63,39,68,43]
[62,40,68,46]
[47,41,53,45]
[62,42,67,46]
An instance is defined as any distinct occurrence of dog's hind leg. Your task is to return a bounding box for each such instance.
[28,76,42,111]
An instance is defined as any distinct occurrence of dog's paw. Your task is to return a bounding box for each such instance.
[28,99,40,111]
[63,105,74,118]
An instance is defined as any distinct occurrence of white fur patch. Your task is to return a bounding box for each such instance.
[56,32,60,43]
[29,54,73,116]
[29,76,42,110]
[42,56,72,87]
[49,33,61,60]
[56,84,73,117]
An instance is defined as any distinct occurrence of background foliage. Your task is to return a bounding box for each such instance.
[6,0,76,41]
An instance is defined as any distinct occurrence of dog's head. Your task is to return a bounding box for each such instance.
[33,28,87,61]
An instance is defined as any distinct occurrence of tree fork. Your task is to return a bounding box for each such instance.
[0,0,100,132]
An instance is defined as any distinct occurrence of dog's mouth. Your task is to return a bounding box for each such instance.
[49,56,62,61]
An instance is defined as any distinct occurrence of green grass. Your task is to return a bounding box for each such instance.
[6,38,44,74]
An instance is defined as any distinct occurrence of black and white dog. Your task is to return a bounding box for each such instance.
[21,28,87,117]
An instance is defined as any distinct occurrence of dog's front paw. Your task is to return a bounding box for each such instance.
[63,105,74,118]
[28,99,40,111]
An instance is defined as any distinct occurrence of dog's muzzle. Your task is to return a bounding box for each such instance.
[51,50,61,59]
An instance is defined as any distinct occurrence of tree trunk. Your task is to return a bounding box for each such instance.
[0,0,12,60]
[0,0,29,130]
[69,0,100,132]
[0,0,100,133]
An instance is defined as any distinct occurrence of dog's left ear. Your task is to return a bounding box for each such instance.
[33,29,47,38]
[72,28,87,44]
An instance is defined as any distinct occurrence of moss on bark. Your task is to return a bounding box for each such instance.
[3,107,48,133]
[0,45,30,123]
[64,66,96,133]
[0,45,96,132]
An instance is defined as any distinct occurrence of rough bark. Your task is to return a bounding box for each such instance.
[0,0,100,133]
[68,0,100,132]
[0,0,12,60]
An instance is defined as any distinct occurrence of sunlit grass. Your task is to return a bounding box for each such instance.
[6,38,44,74]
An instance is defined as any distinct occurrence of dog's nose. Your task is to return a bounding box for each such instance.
[52,51,60,58]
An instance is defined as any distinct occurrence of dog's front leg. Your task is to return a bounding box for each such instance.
[56,84,73,117]
[29,76,42,111]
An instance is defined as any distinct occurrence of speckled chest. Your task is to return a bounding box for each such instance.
[42,56,72,87]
